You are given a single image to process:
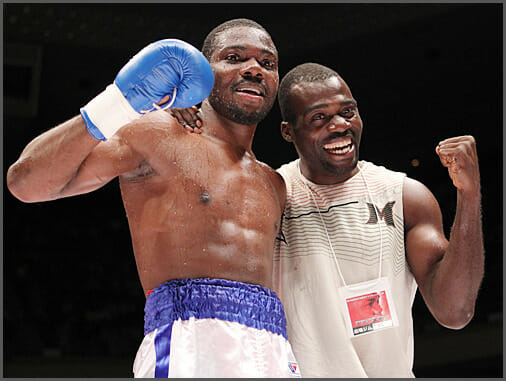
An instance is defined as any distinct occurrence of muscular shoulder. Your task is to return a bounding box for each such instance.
[119,110,184,140]
[116,110,190,178]
[256,160,286,210]
[82,131,144,178]
[403,176,442,232]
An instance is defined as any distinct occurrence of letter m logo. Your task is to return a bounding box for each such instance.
[366,201,396,227]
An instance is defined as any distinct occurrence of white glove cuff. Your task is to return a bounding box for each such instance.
[82,83,140,140]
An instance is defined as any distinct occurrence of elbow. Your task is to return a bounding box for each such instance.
[434,305,475,330]
[7,161,40,203]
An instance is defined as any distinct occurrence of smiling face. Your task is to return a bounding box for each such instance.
[281,76,363,184]
[207,26,279,126]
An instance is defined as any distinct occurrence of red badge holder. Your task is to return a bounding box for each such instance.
[338,277,399,338]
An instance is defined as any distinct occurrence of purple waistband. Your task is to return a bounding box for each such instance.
[144,278,287,339]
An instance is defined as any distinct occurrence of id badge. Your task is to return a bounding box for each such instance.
[338,277,399,338]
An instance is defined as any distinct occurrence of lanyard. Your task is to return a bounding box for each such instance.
[297,160,384,287]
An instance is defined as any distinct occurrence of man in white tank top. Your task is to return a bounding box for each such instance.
[273,63,484,377]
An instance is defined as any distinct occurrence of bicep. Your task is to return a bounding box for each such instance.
[403,177,449,291]
[59,135,143,197]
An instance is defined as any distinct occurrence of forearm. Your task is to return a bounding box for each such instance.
[429,190,484,328]
[7,115,100,202]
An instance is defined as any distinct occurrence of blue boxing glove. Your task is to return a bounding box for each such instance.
[80,39,214,141]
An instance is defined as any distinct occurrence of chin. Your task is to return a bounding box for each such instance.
[209,93,273,125]
[228,109,267,125]
[321,154,359,176]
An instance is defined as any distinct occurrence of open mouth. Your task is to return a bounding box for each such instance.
[323,137,354,155]
[235,87,263,97]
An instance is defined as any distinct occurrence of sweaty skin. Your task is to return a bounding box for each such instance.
[6,26,284,296]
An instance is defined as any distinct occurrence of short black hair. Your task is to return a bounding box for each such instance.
[278,63,340,124]
[201,18,275,60]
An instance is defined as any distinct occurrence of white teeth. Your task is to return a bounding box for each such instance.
[237,88,261,95]
[327,145,353,155]
[323,138,352,150]
[323,138,354,155]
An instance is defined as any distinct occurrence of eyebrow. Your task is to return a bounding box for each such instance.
[223,45,277,57]
[303,99,357,117]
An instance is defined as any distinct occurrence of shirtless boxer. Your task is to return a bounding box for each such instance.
[7,19,300,378]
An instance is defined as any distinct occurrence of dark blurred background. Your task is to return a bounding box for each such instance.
[3,3,502,378]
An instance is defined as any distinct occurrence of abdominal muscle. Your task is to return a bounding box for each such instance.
[119,173,281,296]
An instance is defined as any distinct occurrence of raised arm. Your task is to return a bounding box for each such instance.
[7,39,214,203]
[6,116,137,202]
[404,135,484,329]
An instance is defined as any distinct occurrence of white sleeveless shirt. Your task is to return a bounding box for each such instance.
[273,159,417,378]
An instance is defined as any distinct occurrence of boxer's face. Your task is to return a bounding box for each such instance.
[281,76,363,184]
[207,26,279,125]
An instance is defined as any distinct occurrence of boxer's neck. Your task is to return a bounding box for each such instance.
[199,101,257,154]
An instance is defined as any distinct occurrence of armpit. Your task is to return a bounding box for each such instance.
[121,159,157,181]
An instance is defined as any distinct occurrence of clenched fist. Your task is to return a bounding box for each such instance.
[435,135,480,197]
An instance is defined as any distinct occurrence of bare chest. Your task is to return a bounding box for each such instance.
[119,148,281,234]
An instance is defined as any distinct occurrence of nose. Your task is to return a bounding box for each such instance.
[328,114,351,132]
[240,58,263,79]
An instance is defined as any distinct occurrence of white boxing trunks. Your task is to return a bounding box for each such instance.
[133,278,301,378]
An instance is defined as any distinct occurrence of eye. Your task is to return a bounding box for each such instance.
[340,107,356,118]
[225,54,240,62]
[262,59,276,69]
[311,113,326,121]
[308,113,328,126]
